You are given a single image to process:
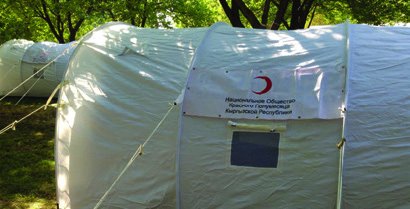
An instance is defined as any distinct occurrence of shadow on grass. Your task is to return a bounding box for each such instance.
[0,97,57,209]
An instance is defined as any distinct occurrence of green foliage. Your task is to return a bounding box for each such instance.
[218,0,408,30]
[0,0,229,44]
[0,1,59,43]
[347,0,409,25]
[309,1,357,26]
[0,97,57,209]
[171,0,228,28]
[1,0,407,44]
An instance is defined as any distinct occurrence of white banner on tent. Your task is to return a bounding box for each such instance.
[183,67,344,120]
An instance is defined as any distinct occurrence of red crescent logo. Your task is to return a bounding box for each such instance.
[252,76,272,95]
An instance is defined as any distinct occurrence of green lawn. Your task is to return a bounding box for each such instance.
[0,97,57,209]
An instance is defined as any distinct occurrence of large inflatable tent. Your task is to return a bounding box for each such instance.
[54,21,410,208]
[0,40,76,97]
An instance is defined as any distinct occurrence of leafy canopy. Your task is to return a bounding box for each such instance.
[0,0,407,44]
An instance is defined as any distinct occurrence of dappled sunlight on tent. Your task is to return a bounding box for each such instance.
[332,33,344,40]
[59,102,76,128]
[297,59,316,68]
[76,73,106,97]
[86,45,115,59]
[58,170,68,189]
[129,37,137,44]
[138,71,154,80]
[176,41,184,47]
[314,72,324,100]
[65,72,108,108]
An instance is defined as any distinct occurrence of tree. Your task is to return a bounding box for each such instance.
[1,0,407,44]
[219,0,317,30]
[0,0,98,44]
[1,0,224,44]
[218,0,409,30]
[20,0,96,43]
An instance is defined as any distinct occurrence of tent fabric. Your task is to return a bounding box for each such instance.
[54,22,208,209]
[342,24,410,208]
[54,21,409,209]
[20,41,76,97]
[182,22,347,120]
[0,39,34,96]
[178,22,346,208]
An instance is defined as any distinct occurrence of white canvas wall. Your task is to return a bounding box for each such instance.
[342,24,410,208]
[179,22,347,208]
[55,22,207,208]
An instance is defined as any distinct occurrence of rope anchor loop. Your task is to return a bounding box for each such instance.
[337,138,347,149]
[139,144,143,155]
[11,120,18,131]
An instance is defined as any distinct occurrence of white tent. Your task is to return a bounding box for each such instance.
[55,22,208,209]
[0,39,34,96]
[55,21,409,209]
[0,40,76,97]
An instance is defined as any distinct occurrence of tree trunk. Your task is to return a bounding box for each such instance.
[141,0,148,27]
[219,0,245,28]
[233,0,265,29]
[290,0,315,30]
[261,0,270,26]
[271,0,289,30]
[39,0,65,43]
[219,0,317,30]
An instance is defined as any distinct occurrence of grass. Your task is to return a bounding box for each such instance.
[0,97,57,209]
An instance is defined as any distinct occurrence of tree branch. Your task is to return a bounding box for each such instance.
[299,0,315,28]
[31,2,46,19]
[303,0,315,15]
[271,0,280,8]
[230,0,245,27]
[218,0,245,28]
[270,0,289,30]
[68,4,94,41]
[261,0,271,26]
[219,0,233,24]
[40,0,64,43]
[233,0,264,29]
[282,18,290,30]
[307,5,316,28]
[290,0,301,29]
[141,0,148,27]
